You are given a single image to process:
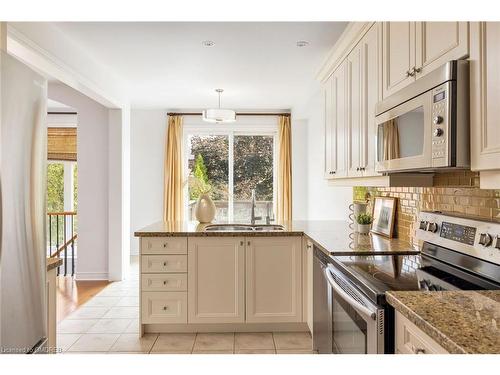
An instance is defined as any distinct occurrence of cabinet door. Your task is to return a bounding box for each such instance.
[382,22,415,98]
[415,22,469,78]
[246,237,302,323]
[470,22,500,171]
[188,237,245,323]
[323,77,335,179]
[332,60,349,177]
[347,45,363,177]
[360,24,382,177]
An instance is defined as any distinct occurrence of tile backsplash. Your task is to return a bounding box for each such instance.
[353,171,500,246]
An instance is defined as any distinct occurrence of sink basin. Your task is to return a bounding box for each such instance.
[204,224,254,232]
[252,225,285,231]
[204,224,285,232]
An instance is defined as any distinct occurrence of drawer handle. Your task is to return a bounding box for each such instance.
[163,261,168,267]
[163,306,169,311]
[163,243,168,248]
[163,280,168,285]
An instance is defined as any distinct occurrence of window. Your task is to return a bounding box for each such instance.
[184,122,277,223]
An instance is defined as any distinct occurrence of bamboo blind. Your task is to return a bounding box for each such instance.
[47,127,77,161]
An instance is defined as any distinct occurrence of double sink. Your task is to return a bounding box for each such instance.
[204,224,285,232]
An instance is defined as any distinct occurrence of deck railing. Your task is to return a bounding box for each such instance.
[47,211,77,276]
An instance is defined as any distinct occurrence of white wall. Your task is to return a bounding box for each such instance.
[304,91,352,220]
[130,109,167,254]
[49,82,110,279]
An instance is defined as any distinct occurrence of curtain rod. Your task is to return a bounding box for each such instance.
[167,112,291,117]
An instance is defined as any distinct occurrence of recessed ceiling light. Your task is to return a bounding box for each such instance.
[296,40,310,47]
[202,40,215,47]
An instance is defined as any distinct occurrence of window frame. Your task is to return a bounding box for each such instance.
[183,119,278,222]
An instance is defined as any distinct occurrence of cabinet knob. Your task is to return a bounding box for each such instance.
[413,347,425,354]
[163,280,168,285]
[163,243,168,248]
[240,241,244,246]
[163,306,168,311]
[414,67,422,74]
[163,261,167,266]
[247,241,251,246]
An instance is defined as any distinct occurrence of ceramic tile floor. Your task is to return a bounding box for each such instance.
[57,257,315,354]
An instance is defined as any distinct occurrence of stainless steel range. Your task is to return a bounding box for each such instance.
[312,211,500,354]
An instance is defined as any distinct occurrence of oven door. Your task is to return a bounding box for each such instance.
[325,265,385,354]
[375,90,433,173]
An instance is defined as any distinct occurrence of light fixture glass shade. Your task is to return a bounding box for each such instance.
[202,108,236,123]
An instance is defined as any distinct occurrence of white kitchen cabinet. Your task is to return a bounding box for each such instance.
[323,76,335,179]
[395,311,448,354]
[332,60,349,178]
[382,22,416,99]
[245,237,302,323]
[415,22,469,77]
[303,240,313,333]
[382,22,469,99]
[347,44,363,177]
[350,24,381,178]
[324,60,348,178]
[470,22,500,180]
[188,237,245,324]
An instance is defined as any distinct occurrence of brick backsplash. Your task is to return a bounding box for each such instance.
[353,171,500,246]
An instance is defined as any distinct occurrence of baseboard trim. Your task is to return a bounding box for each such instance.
[75,272,109,280]
[144,322,308,334]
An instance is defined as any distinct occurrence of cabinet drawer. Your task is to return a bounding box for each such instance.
[395,312,448,354]
[141,237,187,255]
[141,273,187,292]
[141,292,187,324]
[141,255,187,273]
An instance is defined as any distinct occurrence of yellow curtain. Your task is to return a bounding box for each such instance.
[277,115,292,221]
[163,115,184,222]
[383,119,400,160]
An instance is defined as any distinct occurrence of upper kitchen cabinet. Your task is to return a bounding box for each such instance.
[470,22,500,188]
[415,22,469,77]
[382,22,416,98]
[324,60,349,179]
[382,22,469,99]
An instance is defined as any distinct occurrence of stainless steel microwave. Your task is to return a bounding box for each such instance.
[375,60,470,173]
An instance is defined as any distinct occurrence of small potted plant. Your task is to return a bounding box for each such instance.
[356,213,373,234]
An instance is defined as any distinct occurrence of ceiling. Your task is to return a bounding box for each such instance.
[41,22,347,110]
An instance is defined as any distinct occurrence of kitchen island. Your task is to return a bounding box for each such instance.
[135,220,417,336]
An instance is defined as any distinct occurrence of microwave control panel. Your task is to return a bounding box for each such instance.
[431,83,450,166]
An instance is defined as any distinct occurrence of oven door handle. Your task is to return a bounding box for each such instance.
[324,266,377,321]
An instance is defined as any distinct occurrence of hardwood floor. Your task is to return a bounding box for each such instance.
[56,276,110,322]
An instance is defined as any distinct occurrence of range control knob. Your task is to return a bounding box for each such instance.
[493,235,500,249]
[427,222,439,233]
[433,116,444,125]
[479,233,493,247]
[419,220,428,230]
[433,128,444,137]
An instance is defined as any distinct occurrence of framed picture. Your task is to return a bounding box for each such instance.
[371,197,397,238]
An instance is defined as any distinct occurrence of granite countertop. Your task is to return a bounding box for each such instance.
[386,290,500,354]
[47,257,63,271]
[135,220,418,256]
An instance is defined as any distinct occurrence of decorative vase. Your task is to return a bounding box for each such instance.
[195,194,216,223]
[357,223,371,234]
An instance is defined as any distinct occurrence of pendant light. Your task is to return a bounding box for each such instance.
[202,89,236,123]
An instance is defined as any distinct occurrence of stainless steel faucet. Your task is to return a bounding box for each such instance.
[250,189,262,225]
[265,201,274,225]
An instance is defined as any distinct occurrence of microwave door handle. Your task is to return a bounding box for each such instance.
[324,267,376,321]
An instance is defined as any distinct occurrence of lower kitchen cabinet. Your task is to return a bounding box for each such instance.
[395,311,448,354]
[188,237,245,323]
[245,237,302,323]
